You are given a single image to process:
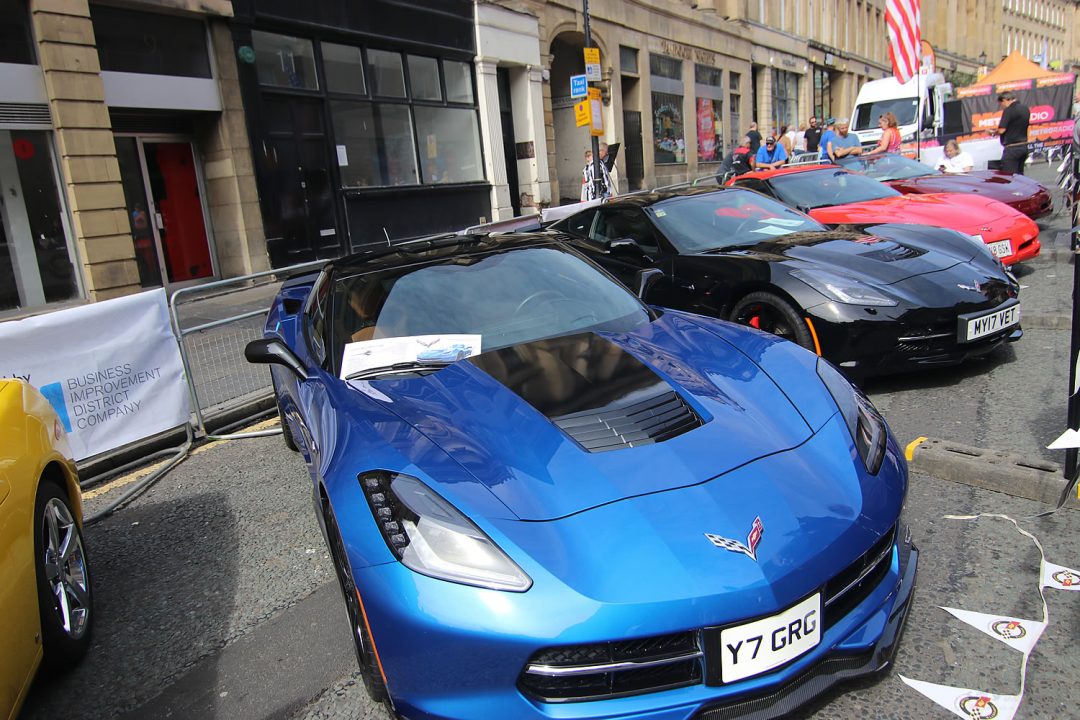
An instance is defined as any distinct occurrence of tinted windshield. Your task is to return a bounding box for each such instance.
[649,190,825,253]
[330,245,650,372]
[838,154,934,181]
[852,97,918,130]
[769,169,899,209]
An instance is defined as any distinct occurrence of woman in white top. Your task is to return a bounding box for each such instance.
[938,139,974,173]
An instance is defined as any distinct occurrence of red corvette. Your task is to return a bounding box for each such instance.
[836,153,1053,220]
[730,165,1041,265]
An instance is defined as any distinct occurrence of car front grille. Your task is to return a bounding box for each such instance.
[552,389,703,452]
[518,528,899,703]
[822,526,896,629]
[519,631,703,702]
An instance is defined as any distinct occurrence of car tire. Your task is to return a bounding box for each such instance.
[323,499,391,708]
[730,291,815,351]
[278,402,299,452]
[34,477,93,669]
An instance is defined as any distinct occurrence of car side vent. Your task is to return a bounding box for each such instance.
[552,390,703,452]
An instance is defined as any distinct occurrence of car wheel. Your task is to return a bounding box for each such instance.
[34,478,92,668]
[323,498,390,707]
[278,402,299,452]
[730,291,814,351]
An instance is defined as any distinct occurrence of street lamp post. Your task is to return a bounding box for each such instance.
[583,0,603,200]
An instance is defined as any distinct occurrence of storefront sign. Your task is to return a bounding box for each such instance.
[656,39,715,66]
[0,289,190,460]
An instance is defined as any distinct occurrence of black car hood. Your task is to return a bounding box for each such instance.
[701,230,971,286]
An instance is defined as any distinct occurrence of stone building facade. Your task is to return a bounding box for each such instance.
[1,0,265,316]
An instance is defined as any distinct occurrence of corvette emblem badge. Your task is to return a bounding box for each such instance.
[705,516,764,560]
[957,280,982,292]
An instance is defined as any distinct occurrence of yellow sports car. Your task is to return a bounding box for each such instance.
[0,380,92,720]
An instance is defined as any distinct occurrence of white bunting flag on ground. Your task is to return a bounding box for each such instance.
[941,607,1046,656]
[899,676,1021,720]
[1041,560,1080,590]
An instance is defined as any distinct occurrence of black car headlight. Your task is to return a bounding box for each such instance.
[791,268,898,306]
[359,471,532,592]
[817,359,887,475]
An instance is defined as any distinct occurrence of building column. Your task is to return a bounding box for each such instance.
[519,66,553,210]
[475,58,513,221]
[30,0,139,302]
[542,53,559,205]
[200,21,268,277]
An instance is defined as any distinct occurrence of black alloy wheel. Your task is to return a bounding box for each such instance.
[730,291,815,351]
[34,478,93,668]
[323,497,391,708]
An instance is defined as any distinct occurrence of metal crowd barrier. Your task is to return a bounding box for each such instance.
[169,260,324,436]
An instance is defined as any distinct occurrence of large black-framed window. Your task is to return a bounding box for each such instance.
[91,5,211,78]
[0,0,35,64]
[250,30,485,191]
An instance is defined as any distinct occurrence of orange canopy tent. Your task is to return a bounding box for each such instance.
[977,50,1063,86]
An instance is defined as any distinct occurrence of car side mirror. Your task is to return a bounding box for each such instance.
[796,204,812,214]
[245,338,310,380]
[634,268,664,299]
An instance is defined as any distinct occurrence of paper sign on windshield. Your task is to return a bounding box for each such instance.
[340,335,482,379]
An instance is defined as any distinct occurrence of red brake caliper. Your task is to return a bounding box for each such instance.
[749,315,761,329]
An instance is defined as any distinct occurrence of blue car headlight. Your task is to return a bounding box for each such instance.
[359,471,532,592]
[791,268,898,306]
[816,359,887,475]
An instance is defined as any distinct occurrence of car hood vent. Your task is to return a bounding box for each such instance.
[552,388,703,452]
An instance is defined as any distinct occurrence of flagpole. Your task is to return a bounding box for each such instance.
[915,65,922,162]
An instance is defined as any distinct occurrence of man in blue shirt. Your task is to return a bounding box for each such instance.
[825,118,863,162]
[818,118,836,161]
[754,135,787,170]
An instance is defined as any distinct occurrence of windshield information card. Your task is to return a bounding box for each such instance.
[340,335,482,379]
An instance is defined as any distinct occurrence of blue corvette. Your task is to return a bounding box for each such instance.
[246,233,917,720]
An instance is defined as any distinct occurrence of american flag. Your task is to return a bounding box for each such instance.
[885,0,921,84]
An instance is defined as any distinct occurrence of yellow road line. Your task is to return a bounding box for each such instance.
[905,436,928,462]
[83,418,282,501]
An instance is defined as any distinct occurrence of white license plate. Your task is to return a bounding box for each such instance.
[961,302,1021,342]
[720,593,821,683]
[987,239,1012,258]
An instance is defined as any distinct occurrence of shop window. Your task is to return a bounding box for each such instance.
[323,42,367,95]
[253,30,319,90]
[408,55,442,101]
[695,65,724,161]
[330,101,418,187]
[369,49,406,97]
[413,107,484,183]
[91,5,211,78]
[651,55,685,164]
[771,69,799,131]
[0,0,34,65]
[444,60,474,104]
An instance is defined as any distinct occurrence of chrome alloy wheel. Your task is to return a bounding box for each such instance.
[41,498,90,639]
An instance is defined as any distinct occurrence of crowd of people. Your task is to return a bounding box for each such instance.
[587,92,1030,195]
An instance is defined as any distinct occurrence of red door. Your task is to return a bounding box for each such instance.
[144,142,213,283]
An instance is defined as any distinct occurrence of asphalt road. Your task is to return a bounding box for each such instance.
[19,162,1079,720]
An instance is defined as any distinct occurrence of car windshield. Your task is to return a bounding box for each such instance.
[648,190,826,253]
[330,245,650,374]
[838,154,934,181]
[852,97,918,130]
[769,168,900,210]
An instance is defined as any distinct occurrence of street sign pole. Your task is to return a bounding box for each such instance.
[583,0,602,199]
[1067,130,1080,484]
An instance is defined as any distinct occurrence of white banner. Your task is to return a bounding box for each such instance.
[941,607,1046,656]
[0,289,190,460]
[899,676,1021,720]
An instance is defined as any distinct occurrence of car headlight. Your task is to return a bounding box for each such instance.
[359,471,532,592]
[816,359,887,474]
[791,268,898,306]
[900,132,915,142]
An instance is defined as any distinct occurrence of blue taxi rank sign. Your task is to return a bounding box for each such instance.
[571,74,587,98]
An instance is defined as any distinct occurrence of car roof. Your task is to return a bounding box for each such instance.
[738,164,841,180]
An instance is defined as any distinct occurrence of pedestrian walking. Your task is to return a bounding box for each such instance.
[991,91,1030,175]
[746,122,762,154]
[580,148,616,201]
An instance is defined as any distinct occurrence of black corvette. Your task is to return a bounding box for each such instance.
[548,187,1021,378]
